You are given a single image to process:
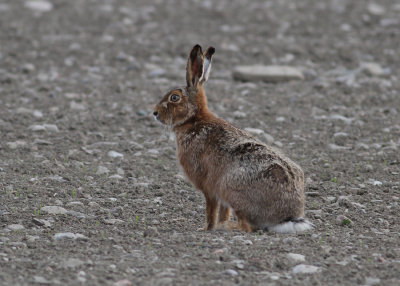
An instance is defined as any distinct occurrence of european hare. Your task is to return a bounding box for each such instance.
[154,45,313,233]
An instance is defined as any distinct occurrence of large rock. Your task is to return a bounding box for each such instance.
[233,65,304,82]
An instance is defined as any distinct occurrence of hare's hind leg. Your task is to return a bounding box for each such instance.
[236,213,253,232]
[218,204,230,223]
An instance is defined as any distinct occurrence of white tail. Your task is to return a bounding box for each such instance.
[267,218,314,234]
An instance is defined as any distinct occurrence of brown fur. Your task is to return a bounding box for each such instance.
[154,45,306,232]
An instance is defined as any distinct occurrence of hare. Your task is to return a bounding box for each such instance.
[153,44,313,233]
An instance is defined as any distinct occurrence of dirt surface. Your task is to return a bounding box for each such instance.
[1,0,400,285]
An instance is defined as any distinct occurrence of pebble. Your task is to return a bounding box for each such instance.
[336,215,353,226]
[28,124,46,132]
[292,264,321,274]
[367,3,386,16]
[66,201,84,208]
[363,164,374,172]
[21,63,36,73]
[108,150,124,158]
[43,124,59,132]
[109,174,123,180]
[40,206,68,215]
[327,143,350,151]
[244,127,264,135]
[360,62,385,77]
[67,210,86,219]
[33,276,50,284]
[70,101,86,110]
[287,253,306,263]
[225,269,239,276]
[233,65,304,82]
[88,202,100,209]
[61,258,85,269]
[365,277,381,286]
[33,139,52,145]
[113,279,132,286]
[96,166,110,175]
[104,219,124,225]
[32,218,52,227]
[6,140,27,149]
[25,1,53,12]
[329,114,353,125]
[7,224,25,231]
[333,132,348,146]
[263,133,274,144]
[233,111,247,118]
[53,232,88,240]
[143,226,159,237]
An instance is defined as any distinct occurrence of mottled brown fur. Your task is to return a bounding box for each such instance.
[154,45,307,232]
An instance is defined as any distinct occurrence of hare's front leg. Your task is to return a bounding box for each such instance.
[203,195,218,230]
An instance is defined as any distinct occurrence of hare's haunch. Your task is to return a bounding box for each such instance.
[154,45,313,233]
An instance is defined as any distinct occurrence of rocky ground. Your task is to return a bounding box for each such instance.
[1,0,399,285]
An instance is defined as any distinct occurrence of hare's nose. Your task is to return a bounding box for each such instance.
[153,111,158,116]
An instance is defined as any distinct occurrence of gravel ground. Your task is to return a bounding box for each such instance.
[0,0,399,285]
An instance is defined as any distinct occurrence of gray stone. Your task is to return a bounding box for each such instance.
[25,1,53,12]
[360,62,385,77]
[104,219,124,225]
[28,124,46,132]
[263,133,274,144]
[61,258,85,268]
[244,127,264,135]
[53,232,88,240]
[41,206,68,215]
[287,253,306,263]
[6,140,27,149]
[108,150,124,158]
[32,218,51,227]
[365,277,381,285]
[8,224,25,231]
[33,276,51,284]
[327,144,351,151]
[367,3,386,16]
[292,264,321,274]
[333,132,348,146]
[225,269,239,276]
[233,65,304,82]
[43,124,59,132]
[109,174,123,179]
[96,166,110,175]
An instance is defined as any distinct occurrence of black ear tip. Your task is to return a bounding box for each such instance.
[209,47,215,54]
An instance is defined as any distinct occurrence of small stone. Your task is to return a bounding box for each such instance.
[96,166,110,175]
[34,276,50,284]
[8,224,25,231]
[53,232,87,240]
[365,277,381,286]
[333,132,348,146]
[114,279,132,286]
[287,253,306,263]
[292,264,321,274]
[274,141,283,148]
[233,111,247,118]
[263,133,274,144]
[108,150,123,158]
[25,1,53,12]
[61,258,85,268]
[329,114,353,125]
[70,101,86,110]
[109,174,123,180]
[355,142,369,150]
[367,3,386,16]
[276,116,286,122]
[244,127,264,135]
[88,202,100,209]
[143,226,159,237]
[40,206,68,215]
[43,124,59,132]
[67,210,86,219]
[325,196,337,203]
[47,175,65,182]
[104,219,124,225]
[28,124,46,132]
[21,63,36,73]
[7,140,27,149]
[233,65,304,82]
[363,164,374,172]
[33,139,52,145]
[225,269,239,276]
[243,240,253,245]
[336,215,353,226]
[360,63,385,77]
[32,218,52,227]
[66,201,84,208]
[327,144,350,151]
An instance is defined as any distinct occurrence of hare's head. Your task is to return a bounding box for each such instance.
[153,45,215,128]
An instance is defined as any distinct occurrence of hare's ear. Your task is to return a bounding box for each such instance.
[186,44,204,88]
[199,47,215,84]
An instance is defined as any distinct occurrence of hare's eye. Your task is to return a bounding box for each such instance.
[170,94,180,102]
